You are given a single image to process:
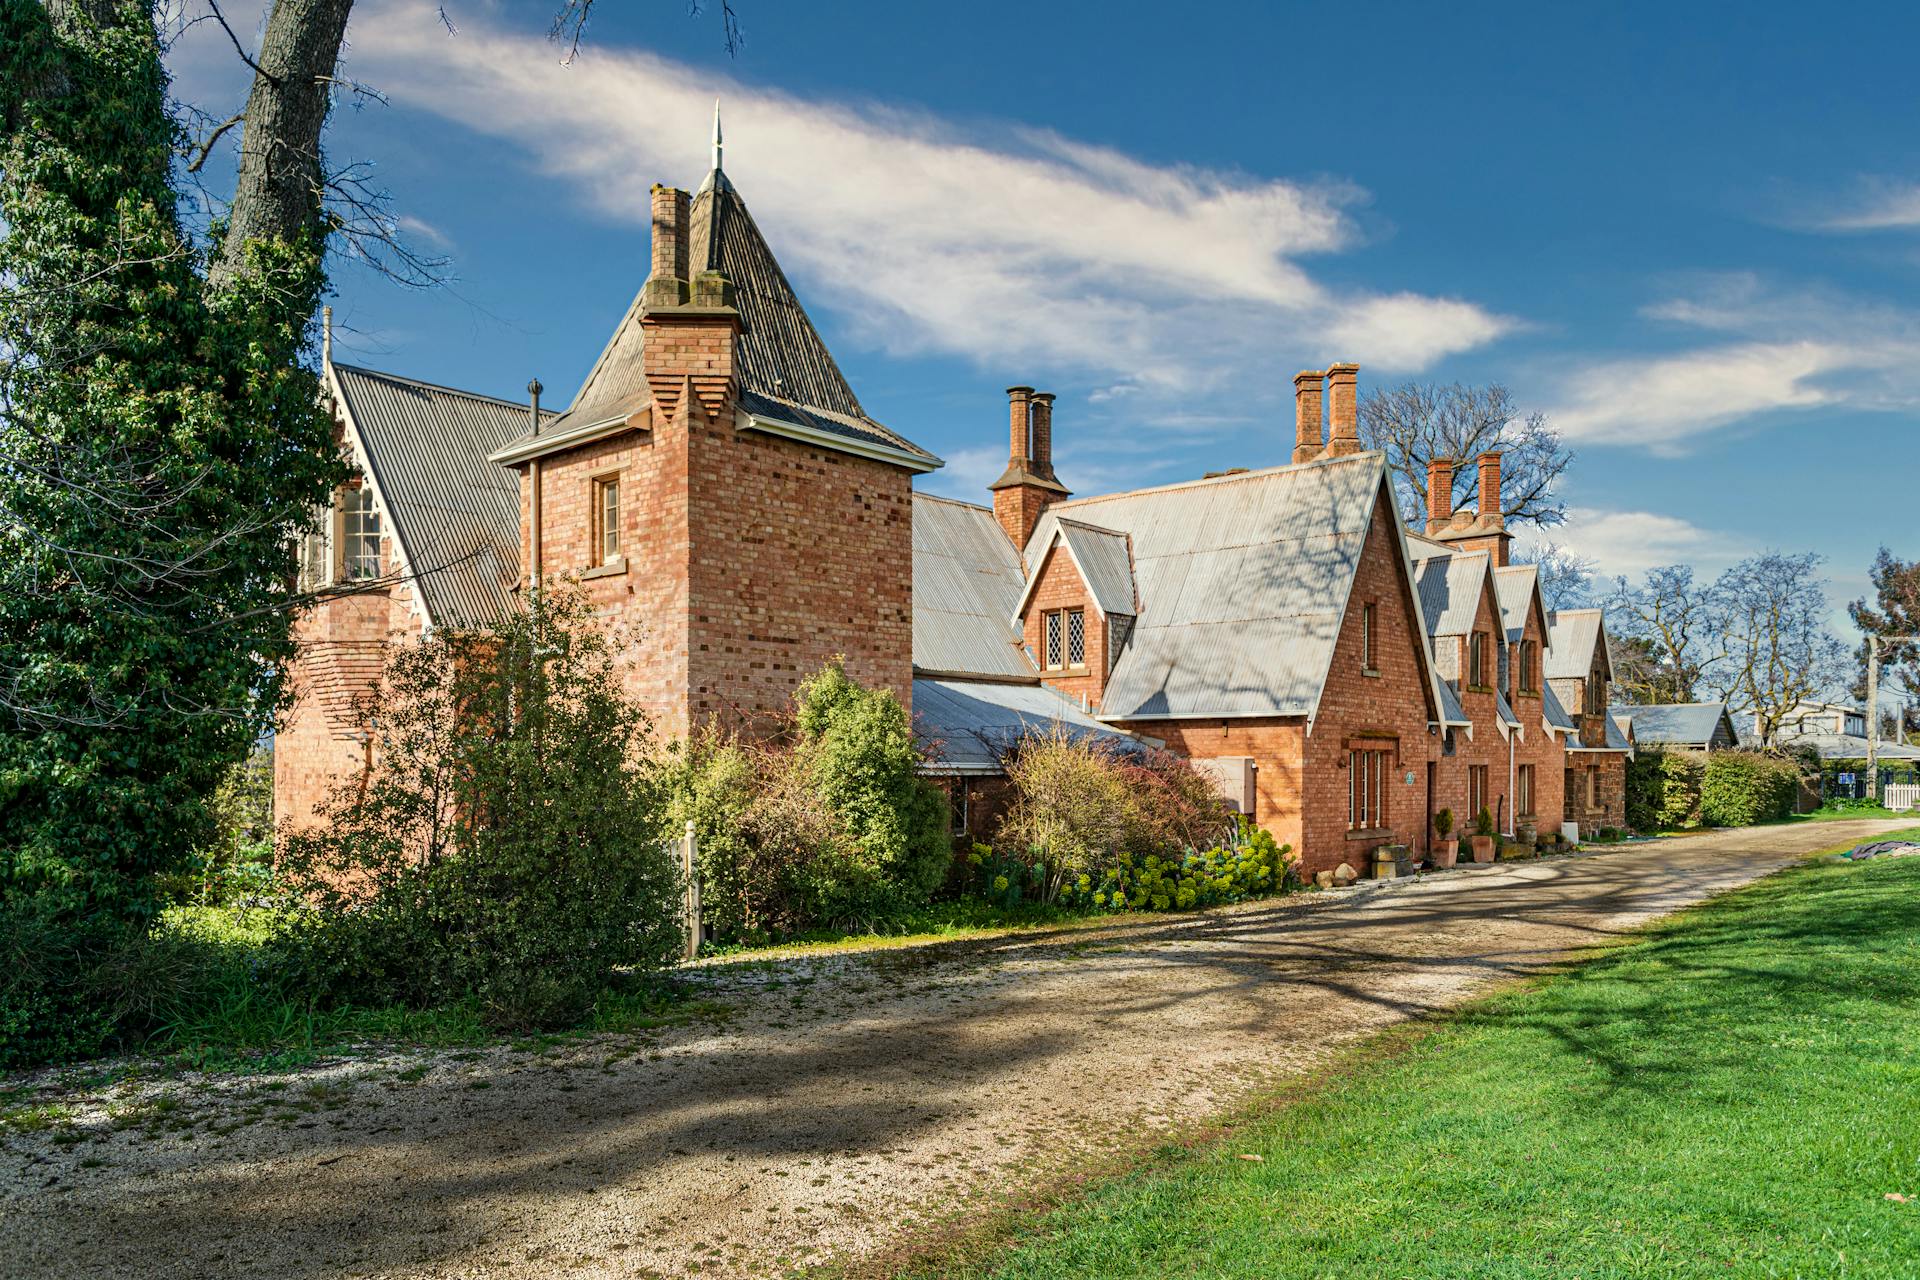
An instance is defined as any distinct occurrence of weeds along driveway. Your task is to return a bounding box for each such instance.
[2,819,1906,1280]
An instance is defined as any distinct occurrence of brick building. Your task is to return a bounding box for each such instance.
[276,140,1630,869]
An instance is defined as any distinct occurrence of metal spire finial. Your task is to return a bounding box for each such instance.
[712,98,723,174]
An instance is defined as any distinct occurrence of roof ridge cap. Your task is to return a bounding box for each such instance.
[332,362,541,410]
[1055,450,1382,509]
[914,492,994,513]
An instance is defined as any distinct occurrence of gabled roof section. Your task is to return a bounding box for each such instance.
[328,363,530,630]
[1414,551,1491,637]
[1546,608,1609,680]
[1610,701,1737,748]
[1011,517,1138,622]
[1493,564,1543,645]
[1016,453,1440,722]
[1542,681,1578,734]
[912,495,1034,679]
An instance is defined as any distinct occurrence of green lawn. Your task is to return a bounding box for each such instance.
[943,839,1920,1279]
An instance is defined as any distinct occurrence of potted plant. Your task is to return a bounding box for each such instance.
[1470,807,1497,862]
[1431,808,1458,868]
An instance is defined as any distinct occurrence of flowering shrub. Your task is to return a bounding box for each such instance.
[1055,818,1295,912]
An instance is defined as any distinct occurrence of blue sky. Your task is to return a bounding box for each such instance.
[171,0,1920,623]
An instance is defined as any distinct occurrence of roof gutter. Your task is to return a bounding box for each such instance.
[487,411,639,467]
[740,409,943,474]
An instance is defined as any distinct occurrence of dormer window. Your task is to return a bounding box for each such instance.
[1469,631,1488,688]
[1361,602,1377,672]
[340,484,382,580]
[1518,639,1537,693]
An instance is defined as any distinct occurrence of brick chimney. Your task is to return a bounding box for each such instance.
[1426,457,1454,534]
[1292,370,1324,464]
[1322,362,1363,457]
[989,385,1069,550]
[1431,449,1511,564]
[1030,392,1059,481]
[643,185,690,308]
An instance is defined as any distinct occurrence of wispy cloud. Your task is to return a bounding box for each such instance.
[332,1,1510,398]
[1809,179,1920,232]
[1546,506,1748,583]
[1544,273,1920,451]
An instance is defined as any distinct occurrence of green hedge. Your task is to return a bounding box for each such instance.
[1699,751,1800,827]
[1627,747,1799,831]
[1625,748,1708,831]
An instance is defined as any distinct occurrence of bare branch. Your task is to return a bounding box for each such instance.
[183,111,244,172]
[205,0,278,85]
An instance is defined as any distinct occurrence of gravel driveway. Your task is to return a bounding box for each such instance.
[2,819,1905,1279]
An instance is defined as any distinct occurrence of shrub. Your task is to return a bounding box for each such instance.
[1627,748,1709,832]
[1474,807,1496,838]
[1057,817,1293,912]
[996,730,1141,902]
[790,662,951,925]
[279,587,683,1030]
[1698,751,1800,828]
[1434,808,1455,839]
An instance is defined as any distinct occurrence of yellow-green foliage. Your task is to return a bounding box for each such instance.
[1061,821,1295,912]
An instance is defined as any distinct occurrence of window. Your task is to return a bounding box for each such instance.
[593,475,621,565]
[296,504,331,592]
[1469,631,1488,688]
[1042,609,1085,671]
[339,485,381,580]
[1586,766,1601,809]
[1517,764,1535,817]
[1584,677,1605,716]
[1348,746,1392,831]
[1361,602,1376,670]
[1469,764,1490,823]
[949,780,970,835]
[1519,640,1537,693]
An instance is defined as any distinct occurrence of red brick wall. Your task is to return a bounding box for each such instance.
[1433,582,1509,839]
[1113,718,1309,857]
[1296,492,1442,874]
[274,501,423,833]
[1022,543,1110,711]
[1566,753,1627,831]
[1504,591,1565,837]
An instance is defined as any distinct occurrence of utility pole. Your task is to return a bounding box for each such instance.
[1866,633,1920,803]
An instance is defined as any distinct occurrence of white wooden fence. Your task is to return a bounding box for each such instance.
[671,819,702,961]
[1886,783,1920,812]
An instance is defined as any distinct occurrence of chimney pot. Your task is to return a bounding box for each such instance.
[1426,457,1454,533]
[1006,386,1034,464]
[1030,392,1057,478]
[1323,362,1363,457]
[644,185,691,308]
[1477,450,1504,525]
[1292,370,1325,464]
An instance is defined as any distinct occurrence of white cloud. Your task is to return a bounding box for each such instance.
[1546,506,1748,583]
[1813,180,1920,232]
[1543,274,1920,451]
[305,1,1509,396]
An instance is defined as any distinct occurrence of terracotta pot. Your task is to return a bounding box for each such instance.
[1470,834,1496,863]
[1431,840,1458,869]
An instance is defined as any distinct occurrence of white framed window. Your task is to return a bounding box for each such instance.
[1348,746,1391,830]
[296,503,331,592]
[1066,609,1085,667]
[1044,611,1063,669]
[594,475,621,565]
[339,485,382,580]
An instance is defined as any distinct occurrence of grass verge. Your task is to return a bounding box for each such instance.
[901,832,1920,1279]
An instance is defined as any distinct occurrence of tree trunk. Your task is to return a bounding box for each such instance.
[207,0,354,290]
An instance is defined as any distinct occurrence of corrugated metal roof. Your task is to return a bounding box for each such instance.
[331,363,528,630]
[911,495,1033,678]
[1019,454,1393,721]
[912,677,1141,772]
[1610,702,1736,748]
[1413,551,1488,637]
[1546,608,1605,679]
[1495,688,1522,729]
[1437,678,1470,727]
[1754,730,1920,761]
[1493,565,1540,645]
[1055,519,1137,617]
[1542,681,1577,733]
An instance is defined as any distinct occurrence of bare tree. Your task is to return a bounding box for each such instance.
[1512,542,1594,611]
[1360,382,1573,531]
[1709,552,1849,747]
[1602,564,1725,706]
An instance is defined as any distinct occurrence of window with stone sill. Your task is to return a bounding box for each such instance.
[593,475,622,566]
[1042,608,1086,671]
[1348,746,1391,831]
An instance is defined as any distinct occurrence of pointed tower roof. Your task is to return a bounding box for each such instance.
[514,126,938,469]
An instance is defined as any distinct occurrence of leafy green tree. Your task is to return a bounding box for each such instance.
[0,0,342,1054]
